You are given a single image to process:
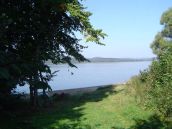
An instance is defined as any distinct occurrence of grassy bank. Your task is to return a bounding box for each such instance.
[0,84,168,129]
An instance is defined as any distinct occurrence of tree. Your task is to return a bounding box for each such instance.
[151,8,172,56]
[146,8,172,117]
[0,0,106,107]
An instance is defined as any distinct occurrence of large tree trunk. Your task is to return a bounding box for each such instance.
[43,88,46,97]
[29,46,40,108]
[29,85,34,106]
[39,71,48,106]
[33,87,38,107]
[32,46,40,107]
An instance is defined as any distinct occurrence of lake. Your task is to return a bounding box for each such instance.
[17,61,151,93]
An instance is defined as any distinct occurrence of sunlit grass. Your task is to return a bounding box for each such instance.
[1,85,159,129]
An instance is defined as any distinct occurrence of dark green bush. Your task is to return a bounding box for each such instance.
[146,51,172,117]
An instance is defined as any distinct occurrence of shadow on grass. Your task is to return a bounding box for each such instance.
[0,85,120,129]
[1,86,172,129]
[112,114,172,129]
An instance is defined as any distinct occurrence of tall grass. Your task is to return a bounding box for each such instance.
[126,75,148,106]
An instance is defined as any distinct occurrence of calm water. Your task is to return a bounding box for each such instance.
[18,61,151,92]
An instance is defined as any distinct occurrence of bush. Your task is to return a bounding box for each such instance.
[146,52,172,117]
[127,54,172,118]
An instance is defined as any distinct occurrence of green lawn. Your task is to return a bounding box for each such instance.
[1,85,167,129]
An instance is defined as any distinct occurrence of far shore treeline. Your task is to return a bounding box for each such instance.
[46,57,155,64]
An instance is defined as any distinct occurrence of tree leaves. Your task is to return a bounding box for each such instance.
[0,0,106,106]
[146,8,172,118]
[151,8,172,56]
[0,68,10,79]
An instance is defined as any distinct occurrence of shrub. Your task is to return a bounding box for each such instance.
[146,51,172,117]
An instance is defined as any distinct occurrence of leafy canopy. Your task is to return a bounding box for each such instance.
[0,0,106,106]
[151,8,172,56]
[143,8,172,117]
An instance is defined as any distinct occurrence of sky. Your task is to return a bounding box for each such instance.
[80,0,172,58]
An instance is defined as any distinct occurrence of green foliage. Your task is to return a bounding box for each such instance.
[160,8,172,38]
[67,1,107,45]
[131,8,172,118]
[151,8,172,56]
[0,0,106,106]
[127,57,172,118]
[139,70,149,83]
[151,33,169,56]
[147,8,172,118]
[146,51,172,117]
[126,74,148,106]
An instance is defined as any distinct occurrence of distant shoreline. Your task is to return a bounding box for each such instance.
[46,57,155,64]
[87,57,155,63]
[21,83,126,99]
[47,83,126,96]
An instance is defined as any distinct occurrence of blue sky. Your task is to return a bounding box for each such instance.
[80,0,172,58]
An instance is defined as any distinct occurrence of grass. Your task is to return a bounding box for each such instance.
[0,84,168,129]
